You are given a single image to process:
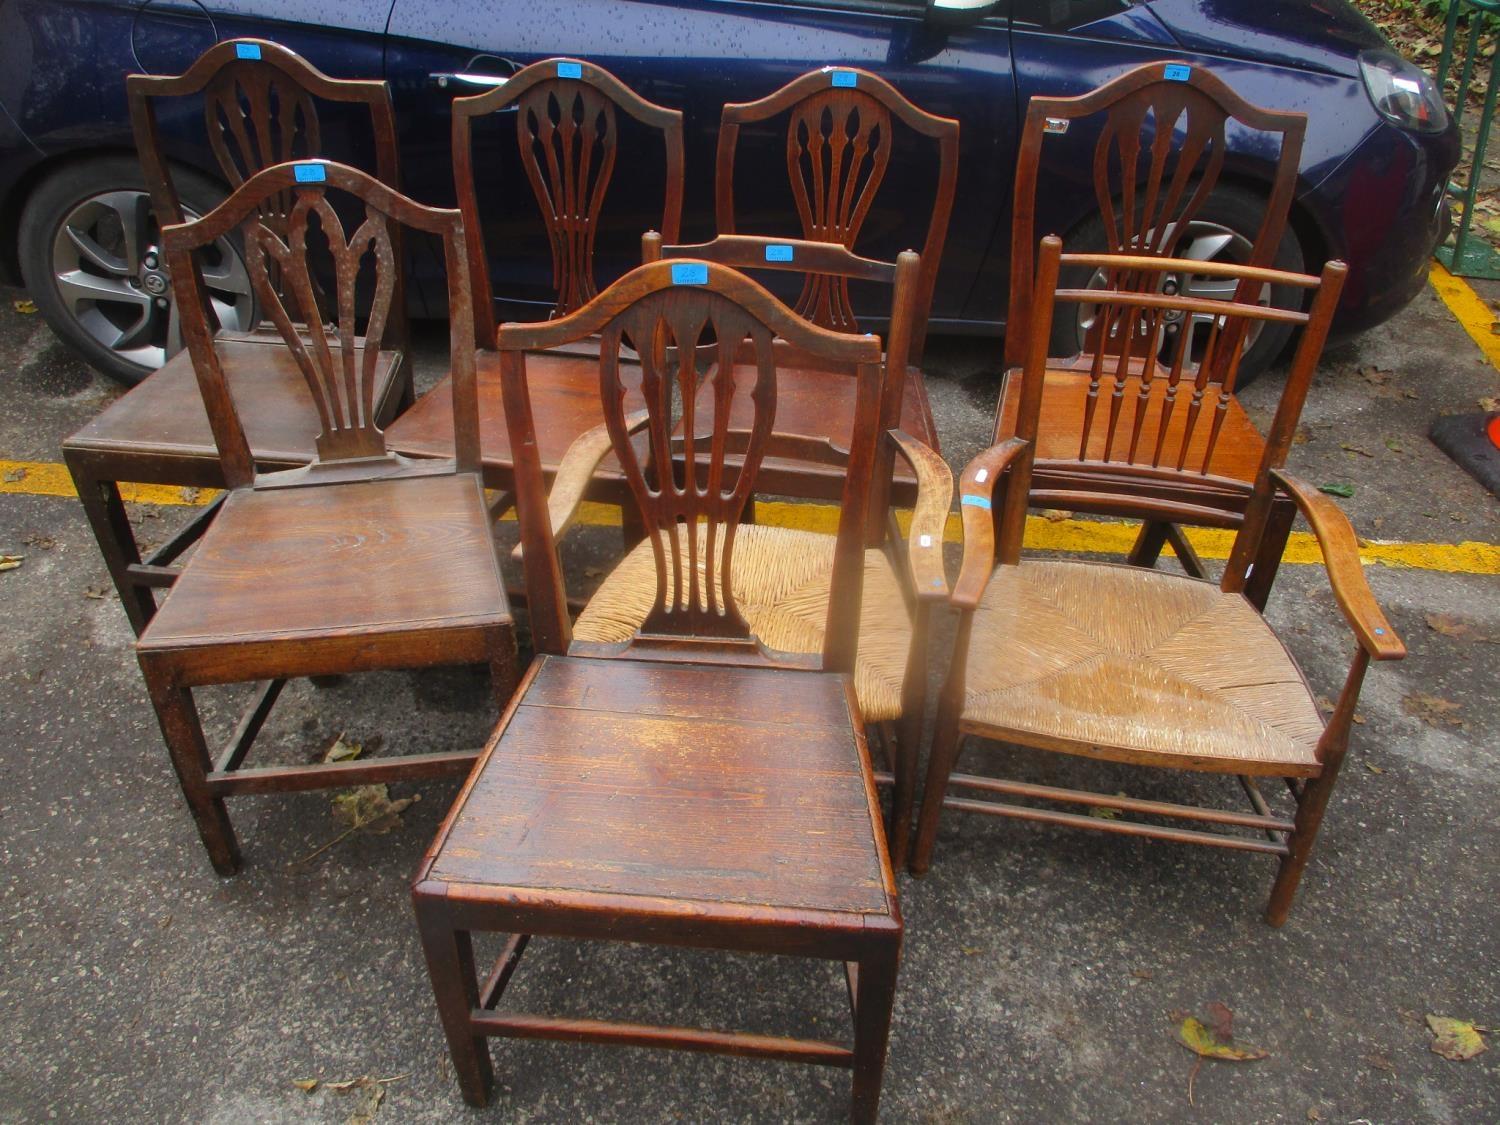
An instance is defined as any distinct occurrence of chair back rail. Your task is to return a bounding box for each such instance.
[161,161,476,488]
[499,260,884,662]
[1006,60,1306,369]
[1001,237,1346,579]
[127,38,406,342]
[452,57,685,343]
[716,67,957,362]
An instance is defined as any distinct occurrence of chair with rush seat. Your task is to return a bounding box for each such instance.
[999,60,1307,606]
[136,160,513,875]
[911,236,1406,927]
[64,39,411,635]
[412,258,913,1121]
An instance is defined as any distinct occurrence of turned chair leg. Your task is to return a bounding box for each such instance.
[850,942,901,1125]
[138,661,241,876]
[1265,765,1343,927]
[1126,520,1171,568]
[415,910,494,1106]
[909,711,965,877]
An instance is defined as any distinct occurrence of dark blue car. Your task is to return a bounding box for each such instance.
[0,0,1459,384]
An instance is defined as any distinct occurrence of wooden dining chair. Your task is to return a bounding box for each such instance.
[385,57,683,503]
[412,258,913,1121]
[911,237,1406,927]
[63,39,411,636]
[998,60,1307,606]
[637,231,951,860]
[137,160,513,875]
[713,66,959,501]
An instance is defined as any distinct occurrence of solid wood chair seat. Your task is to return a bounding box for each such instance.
[65,332,404,471]
[428,655,893,918]
[385,350,641,486]
[138,473,508,657]
[993,365,1266,486]
[572,524,912,722]
[961,560,1323,776]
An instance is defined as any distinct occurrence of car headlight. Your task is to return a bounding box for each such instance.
[1359,50,1449,133]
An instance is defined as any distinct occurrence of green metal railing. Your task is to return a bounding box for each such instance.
[1437,0,1500,277]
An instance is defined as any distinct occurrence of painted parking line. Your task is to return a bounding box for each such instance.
[5,456,1496,576]
[1429,260,1500,370]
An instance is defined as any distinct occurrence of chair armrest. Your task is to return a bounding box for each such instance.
[1270,470,1406,660]
[887,428,954,600]
[511,410,650,562]
[951,438,1030,611]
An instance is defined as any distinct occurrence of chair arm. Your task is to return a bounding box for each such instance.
[1270,470,1406,660]
[886,428,954,600]
[951,438,1030,611]
[511,410,650,562]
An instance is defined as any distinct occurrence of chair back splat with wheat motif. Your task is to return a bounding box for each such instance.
[161,161,476,489]
[1006,61,1305,368]
[452,58,685,343]
[716,67,957,363]
[499,261,884,660]
[1002,237,1346,579]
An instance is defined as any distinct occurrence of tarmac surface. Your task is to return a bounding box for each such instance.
[0,273,1496,1123]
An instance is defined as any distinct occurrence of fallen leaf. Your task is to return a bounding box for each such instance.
[1340,442,1374,458]
[291,1079,318,1093]
[583,566,606,578]
[1479,395,1500,412]
[1131,968,1154,981]
[1383,437,1403,454]
[22,533,55,549]
[1176,1013,1269,1061]
[1043,508,1073,522]
[2,467,25,482]
[1089,805,1120,819]
[1292,426,1312,445]
[1358,365,1392,386]
[1427,1015,1487,1061]
[1307,1108,1323,1122]
[178,486,201,504]
[0,554,21,572]
[1314,695,1336,714]
[1206,1001,1235,1043]
[961,946,983,956]
[322,732,363,763]
[83,585,107,599]
[12,298,36,314]
[1318,483,1354,498]
[1402,693,1465,728]
[1424,613,1497,643]
[332,785,417,836]
[1367,1051,1396,1072]
[1365,762,1386,775]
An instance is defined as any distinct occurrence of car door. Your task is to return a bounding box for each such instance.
[384,0,1015,328]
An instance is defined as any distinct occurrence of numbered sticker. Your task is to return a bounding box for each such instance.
[557,61,583,79]
[294,163,326,183]
[830,69,857,88]
[961,494,992,511]
[1164,64,1191,82]
[235,43,262,60]
[918,534,932,548]
[671,263,708,285]
[974,468,989,483]
[765,244,794,263]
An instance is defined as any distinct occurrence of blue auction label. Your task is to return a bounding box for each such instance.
[557,61,582,79]
[830,69,857,88]
[765,244,794,263]
[235,43,262,60]
[671,262,708,285]
[960,494,992,510]
[1164,64,1191,82]
[294,163,326,183]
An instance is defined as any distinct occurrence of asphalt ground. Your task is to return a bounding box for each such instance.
[0,270,1496,1124]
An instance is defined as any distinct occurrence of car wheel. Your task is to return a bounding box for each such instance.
[1049,185,1305,387]
[17,156,254,386]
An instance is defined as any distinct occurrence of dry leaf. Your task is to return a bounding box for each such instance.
[1359,365,1392,386]
[1479,395,1500,412]
[1383,437,1403,454]
[1365,762,1385,775]
[291,1079,318,1093]
[323,732,363,763]
[1176,1012,1269,1061]
[1403,693,1465,728]
[1292,426,1312,445]
[22,533,55,549]
[1043,508,1073,522]
[1340,442,1374,458]
[2,467,25,483]
[1089,805,1120,819]
[1131,968,1154,980]
[1424,613,1497,643]
[1427,1015,1487,1061]
[1367,1051,1396,1072]
[1307,1109,1323,1122]
[83,585,107,599]
[332,785,417,836]
[12,298,36,314]
[178,486,201,504]
[0,554,21,573]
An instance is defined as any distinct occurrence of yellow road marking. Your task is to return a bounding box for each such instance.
[7,457,1495,576]
[1429,260,1500,370]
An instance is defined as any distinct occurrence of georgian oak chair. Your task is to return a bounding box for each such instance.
[412,259,916,1121]
[638,231,951,861]
[713,66,959,504]
[911,237,1406,927]
[63,39,411,635]
[998,60,1307,606]
[137,161,513,875]
[386,58,683,502]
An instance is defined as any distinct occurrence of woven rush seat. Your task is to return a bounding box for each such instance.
[573,523,912,723]
[962,559,1323,774]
